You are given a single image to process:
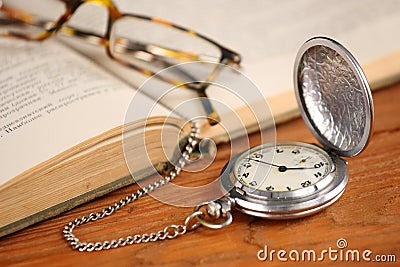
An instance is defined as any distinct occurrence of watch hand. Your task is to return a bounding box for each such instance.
[247,158,281,168]
[299,156,311,163]
[276,165,317,172]
[248,158,317,172]
[285,166,317,170]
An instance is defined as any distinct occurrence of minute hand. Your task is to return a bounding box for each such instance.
[247,158,281,168]
[248,158,317,171]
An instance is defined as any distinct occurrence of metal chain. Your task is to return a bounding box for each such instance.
[63,123,202,252]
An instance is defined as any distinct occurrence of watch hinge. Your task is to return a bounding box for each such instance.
[235,187,245,196]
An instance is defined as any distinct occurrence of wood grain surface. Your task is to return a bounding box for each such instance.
[1,83,399,267]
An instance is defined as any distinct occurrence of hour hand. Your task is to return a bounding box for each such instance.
[285,166,317,170]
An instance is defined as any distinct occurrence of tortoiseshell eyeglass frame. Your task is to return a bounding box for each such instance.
[0,0,242,125]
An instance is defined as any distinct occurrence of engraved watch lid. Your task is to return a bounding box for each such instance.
[294,37,374,157]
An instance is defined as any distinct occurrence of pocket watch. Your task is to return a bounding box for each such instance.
[63,37,374,251]
[219,36,374,219]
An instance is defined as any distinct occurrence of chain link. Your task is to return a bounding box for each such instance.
[63,123,201,252]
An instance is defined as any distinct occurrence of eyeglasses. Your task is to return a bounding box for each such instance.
[0,0,241,125]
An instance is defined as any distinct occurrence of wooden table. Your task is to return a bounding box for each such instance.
[1,83,399,267]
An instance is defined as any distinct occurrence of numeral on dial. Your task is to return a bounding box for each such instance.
[314,162,324,168]
[242,162,252,168]
[314,172,322,178]
[301,180,312,187]
[266,186,274,191]
[251,153,263,159]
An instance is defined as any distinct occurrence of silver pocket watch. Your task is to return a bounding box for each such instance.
[217,36,374,221]
[64,37,374,251]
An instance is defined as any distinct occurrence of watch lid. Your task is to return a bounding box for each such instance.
[294,37,374,157]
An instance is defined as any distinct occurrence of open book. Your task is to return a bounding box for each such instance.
[1,0,400,238]
[0,39,198,237]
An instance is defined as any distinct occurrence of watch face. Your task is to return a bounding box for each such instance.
[233,142,334,196]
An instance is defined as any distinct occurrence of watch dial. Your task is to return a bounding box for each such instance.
[233,143,333,193]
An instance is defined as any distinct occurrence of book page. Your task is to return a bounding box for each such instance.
[115,0,400,96]
[0,39,171,184]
